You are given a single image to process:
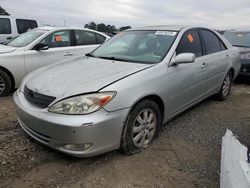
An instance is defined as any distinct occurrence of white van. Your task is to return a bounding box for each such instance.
[0,16,40,43]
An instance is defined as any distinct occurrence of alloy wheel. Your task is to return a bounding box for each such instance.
[222,73,231,97]
[0,76,5,95]
[132,109,157,148]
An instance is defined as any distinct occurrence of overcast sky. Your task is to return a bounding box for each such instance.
[1,0,250,30]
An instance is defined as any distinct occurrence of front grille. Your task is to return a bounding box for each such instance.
[241,64,250,73]
[24,86,56,108]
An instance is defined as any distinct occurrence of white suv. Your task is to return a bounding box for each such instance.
[0,26,110,96]
[0,16,40,43]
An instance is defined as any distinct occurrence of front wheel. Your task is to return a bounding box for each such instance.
[0,70,12,97]
[121,100,161,155]
[216,71,232,101]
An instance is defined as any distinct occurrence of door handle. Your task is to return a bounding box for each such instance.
[6,36,12,40]
[64,52,74,57]
[225,54,230,59]
[201,63,207,68]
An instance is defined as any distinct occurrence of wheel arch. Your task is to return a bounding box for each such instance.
[126,94,165,124]
[0,66,15,91]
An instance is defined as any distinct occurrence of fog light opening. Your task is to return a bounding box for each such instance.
[62,143,92,151]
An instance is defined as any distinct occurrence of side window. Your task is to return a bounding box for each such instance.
[75,30,97,45]
[0,18,11,34]
[200,29,223,54]
[96,34,106,44]
[176,30,202,57]
[41,30,70,48]
[16,19,38,34]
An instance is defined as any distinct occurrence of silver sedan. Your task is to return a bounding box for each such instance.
[14,25,241,157]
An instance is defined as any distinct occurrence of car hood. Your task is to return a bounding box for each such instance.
[26,57,153,99]
[0,44,16,54]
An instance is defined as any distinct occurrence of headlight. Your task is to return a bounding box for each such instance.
[240,53,250,60]
[48,92,116,115]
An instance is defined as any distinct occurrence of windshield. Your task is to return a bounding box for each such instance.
[91,30,177,64]
[6,29,47,47]
[223,32,250,47]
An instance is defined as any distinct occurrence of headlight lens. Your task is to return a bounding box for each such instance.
[48,92,116,115]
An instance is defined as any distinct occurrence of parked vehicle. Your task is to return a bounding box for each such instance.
[223,31,250,77]
[14,26,240,157]
[0,26,110,96]
[0,16,40,43]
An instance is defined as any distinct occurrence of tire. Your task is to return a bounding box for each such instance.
[0,69,11,97]
[121,100,162,155]
[216,71,232,101]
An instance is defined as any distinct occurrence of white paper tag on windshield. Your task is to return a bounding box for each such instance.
[155,31,177,36]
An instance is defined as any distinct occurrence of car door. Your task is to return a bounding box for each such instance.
[73,30,104,57]
[24,29,76,73]
[167,29,208,115]
[198,29,229,93]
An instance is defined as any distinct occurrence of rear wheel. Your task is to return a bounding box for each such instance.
[121,100,161,154]
[216,71,232,101]
[0,70,11,97]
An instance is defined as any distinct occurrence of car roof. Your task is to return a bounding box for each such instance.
[130,25,189,31]
[37,26,93,31]
[34,26,110,37]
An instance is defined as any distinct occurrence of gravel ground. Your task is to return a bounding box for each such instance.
[0,80,250,188]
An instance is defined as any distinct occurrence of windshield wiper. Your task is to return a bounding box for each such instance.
[85,53,95,57]
[97,56,127,62]
[233,44,250,48]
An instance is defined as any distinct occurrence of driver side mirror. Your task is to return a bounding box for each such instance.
[171,53,195,65]
[34,43,49,51]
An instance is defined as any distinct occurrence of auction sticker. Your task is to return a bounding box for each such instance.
[155,31,177,36]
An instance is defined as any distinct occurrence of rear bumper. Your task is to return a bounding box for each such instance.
[14,91,129,157]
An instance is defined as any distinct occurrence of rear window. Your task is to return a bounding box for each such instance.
[0,18,11,34]
[16,19,38,34]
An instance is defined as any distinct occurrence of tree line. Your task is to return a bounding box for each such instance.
[0,6,10,15]
[84,22,131,34]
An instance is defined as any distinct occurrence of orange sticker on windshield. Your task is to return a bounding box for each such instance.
[54,35,62,42]
[187,34,194,43]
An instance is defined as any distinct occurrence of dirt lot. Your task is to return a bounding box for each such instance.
[1,81,250,188]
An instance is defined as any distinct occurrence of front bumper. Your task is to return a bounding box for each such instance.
[14,91,129,157]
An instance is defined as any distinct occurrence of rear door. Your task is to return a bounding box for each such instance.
[198,29,229,93]
[167,29,208,115]
[72,30,106,57]
[24,29,76,73]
